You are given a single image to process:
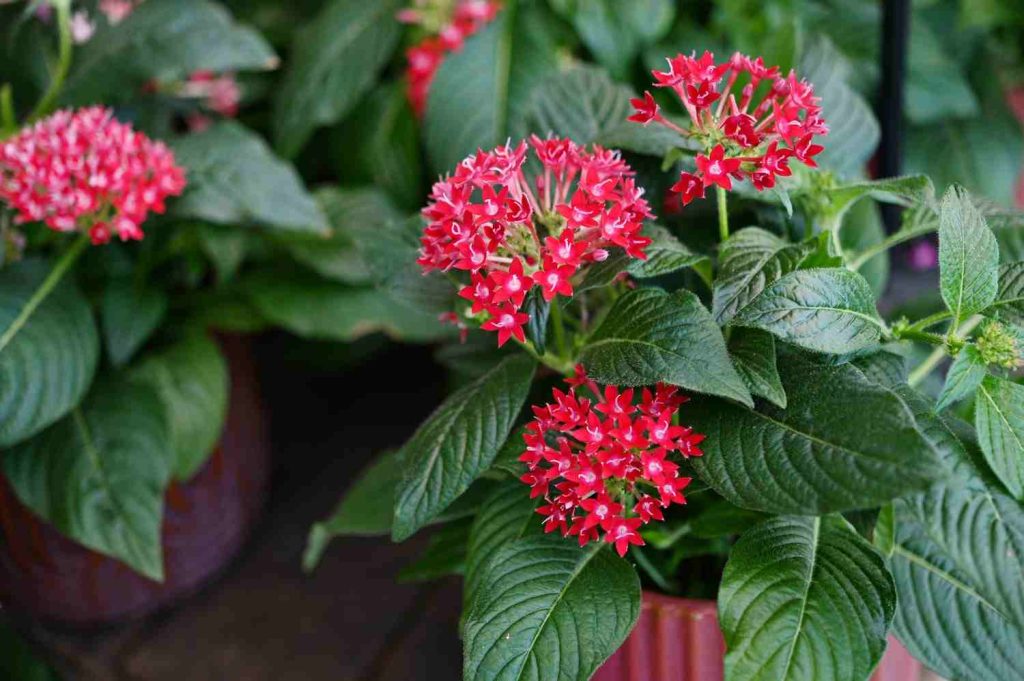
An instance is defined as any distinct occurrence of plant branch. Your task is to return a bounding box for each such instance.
[907,314,984,388]
[29,0,73,122]
[716,186,729,242]
[0,232,88,353]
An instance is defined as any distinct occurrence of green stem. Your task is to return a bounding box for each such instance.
[907,314,984,388]
[906,310,953,333]
[849,224,935,271]
[29,0,73,122]
[895,328,947,346]
[0,233,88,353]
[716,186,729,242]
[0,84,15,137]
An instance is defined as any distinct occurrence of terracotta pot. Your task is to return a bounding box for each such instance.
[593,591,923,681]
[0,334,270,627]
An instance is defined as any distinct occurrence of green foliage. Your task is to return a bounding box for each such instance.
[101,277,167,367]
[719,515,895,681]
[938,186,1000,323]
[975,376,1024,500]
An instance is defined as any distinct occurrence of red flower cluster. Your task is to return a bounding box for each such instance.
[399,0,502,117]
[520,367,703,557]
[630,51,827,205]
[0,107,186,244]
[418,137,653,346]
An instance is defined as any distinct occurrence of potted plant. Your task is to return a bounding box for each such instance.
[307,3,1024,680]
[0,0,444,626]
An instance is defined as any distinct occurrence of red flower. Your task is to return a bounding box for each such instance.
[670,172,706,206]
[419,137,653,346]
[0,107,186,245]
[630,50,827,203]
[628,91,660,124]
[518,371,705,556]
[603,517,645,557]
[480,305,528,347]
[695,145,742,190]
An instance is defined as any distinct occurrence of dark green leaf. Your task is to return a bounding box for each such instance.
[0,258,99,447]
[0,621,60,681]
[273,0,404,157]
[728,328,786,408]
[976,375,1024,499]
[528,65,632,144]
[935,345,987,412]
[986,262,1024,326]
[464,481,539,607]
[720,515,895,681]
[284,188,400,285]
[331,81,423,210]
[905,22,978,124]
[392,355,536,541]
[734,268,884,354]
[197,224,249,283]
[398,518,473,583]
[2,377,173,580]
[549,0,672,78]
[242,269,452,343]
[819,174,935,227]
[101,278,167,367]
[712,227,805,324]
[939,186,999,322]
[580,288,753,406]
[171,121,329,234]
[131,333,228,481]
[689,349,946,514]
[890,454,1024,681]
[62,0,276,105]
[463,537,640,681]
[628,224,708,278]
[523,288,550,355]
[799,36,879,177]
[425,2,558,174]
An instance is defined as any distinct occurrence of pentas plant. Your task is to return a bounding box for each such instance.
[0,106,186,244]
[418,136,652,346]
[522,366,701,556]
[631,51,826,224]
[399,0,502,117]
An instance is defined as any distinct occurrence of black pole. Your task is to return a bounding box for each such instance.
[879,0,911,233]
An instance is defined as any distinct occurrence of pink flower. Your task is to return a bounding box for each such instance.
[518,368,704,556]
[480,305,528,347]
[99,0,140,24]
[70,10,96,44]
[419,137,653,345]
[0,107,186,245]
[400,1,502,117]
[184,70,241,117]
[635,50,827,204]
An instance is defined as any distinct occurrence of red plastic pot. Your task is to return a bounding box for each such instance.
[593,591,923,681]
[0,334,270,627]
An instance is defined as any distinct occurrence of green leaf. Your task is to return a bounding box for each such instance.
[874,502,895,558]
[425,1,558,174]
[719,515,895,681]
[101,278,167,367]
[818,174,935,227]
[627,224,708,278]
[935,345,987,411]
[331,82,423,210]
[986,262,1024,326]
[890,454,1024,681]
[197,224,248,284]
[905,22,979,124]
[938,186,1000,322]
[171,122,328,234]
[130,333,228,481]
[712,227,805,324]
[733,268,884,355]
[392,355,536,541]
[0,258,99,448]
[398,518,473,583]
[523,288,550,355]
[0,621,60,681]
[728,328,787,408]
[242,268,452,343]
[549,0,673,78]
[463,537,640,681]
[463,481,540,608]
[580,288,753,406]
[688,349,946,515]
[61,0,276,105]
[596,117,695,157]
[799,35,879,177]
[273,0,404,158]
[975,376,1024,499]
[2,377,173,580]
[528,65,633,144]
[283,188,400,285]
[840,199,890,298]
